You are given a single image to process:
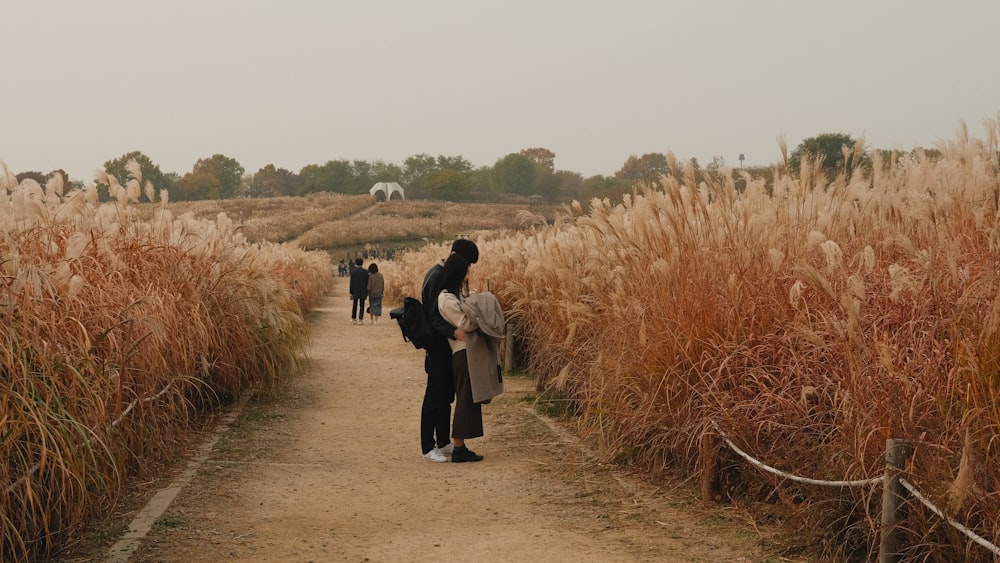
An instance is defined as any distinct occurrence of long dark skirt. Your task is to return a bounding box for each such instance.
[369,291,383,316]
[451,349,483,440]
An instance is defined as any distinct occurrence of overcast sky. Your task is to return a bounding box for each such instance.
[3,1,998,183]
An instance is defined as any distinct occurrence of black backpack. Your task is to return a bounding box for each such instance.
[389,297,436,350]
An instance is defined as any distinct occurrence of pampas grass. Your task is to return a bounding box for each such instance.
[0,160,332,562]
[385,120,1000,561]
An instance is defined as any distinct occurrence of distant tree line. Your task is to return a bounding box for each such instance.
[11,135,947,205]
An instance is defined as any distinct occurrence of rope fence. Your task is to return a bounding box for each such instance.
[112,382,175,427]
[709,420,882,488]
[5,463,40,495]
[708,420,999,561]
[899,478,1000,558]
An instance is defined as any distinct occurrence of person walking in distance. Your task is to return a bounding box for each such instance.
[419,239,479,462]
[366,262,384,325]
[349,258,369,325]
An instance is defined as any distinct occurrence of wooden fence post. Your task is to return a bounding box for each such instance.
[503,322,515,373]
[878,438,913,563]
[700,431,721,503]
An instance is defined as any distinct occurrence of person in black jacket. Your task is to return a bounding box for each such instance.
[349,258,369,325]
[419,239,479,462]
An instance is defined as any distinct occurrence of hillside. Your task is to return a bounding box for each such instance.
[154,193,560,252]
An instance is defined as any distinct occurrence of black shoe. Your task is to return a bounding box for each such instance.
[451,446,483,463]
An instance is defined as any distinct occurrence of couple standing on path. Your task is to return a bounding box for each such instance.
[420,239,505,464]
[348,257,385,325]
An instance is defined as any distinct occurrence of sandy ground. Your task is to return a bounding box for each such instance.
[98,278,801,563]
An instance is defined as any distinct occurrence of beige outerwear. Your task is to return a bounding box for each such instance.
[462,292,505,404]
[438,291,505,403]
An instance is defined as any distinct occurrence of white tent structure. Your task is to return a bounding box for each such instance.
[369,181,405,201]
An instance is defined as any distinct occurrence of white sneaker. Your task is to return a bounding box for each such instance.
[423,448,447,463]
[439,443,454,455]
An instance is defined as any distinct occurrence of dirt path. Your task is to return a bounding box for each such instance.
[112,278,796,563]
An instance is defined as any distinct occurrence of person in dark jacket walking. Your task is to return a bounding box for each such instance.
[349,258,369,325]
[419,239,479,462]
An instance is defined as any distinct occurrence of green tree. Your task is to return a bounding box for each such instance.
[615,153,670,183]
[102,151,172,202]
[348,160,374,194]
[401,154,474,199]
[332,161,357,193]
[16,169,73,190]
[491,153,537,196]
[402,154,437,186]
[173,171,222,200]
[434,155,473,173]
[349,159,404,194]
[51,170,73,191]
[535,170,561,202]
[788,133,861,178]
[552,170,584,202]
[512,148,559,202]
[519,147,555,172]
[192,154,244,199]
[423,169,470,199]
[299,162,334,194]
[581,174,630,203]
[307,160,355,193]
[246,165,300,197]
[14,171,46,186]
[911,146,943,160]
[468,166,493,200]
[371,160,403,183]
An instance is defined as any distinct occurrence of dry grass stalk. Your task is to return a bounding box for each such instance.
[0,171,332,561]
[384,127,1000,560]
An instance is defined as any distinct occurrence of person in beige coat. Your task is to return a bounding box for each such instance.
[437,253,504,463]
[462,291,504,404]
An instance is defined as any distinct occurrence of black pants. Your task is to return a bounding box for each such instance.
[351,295,367,320]
[421,343,454,454]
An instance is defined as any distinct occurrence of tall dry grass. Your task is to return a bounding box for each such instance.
[386,119,1000,561]
[0,163,332,562]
